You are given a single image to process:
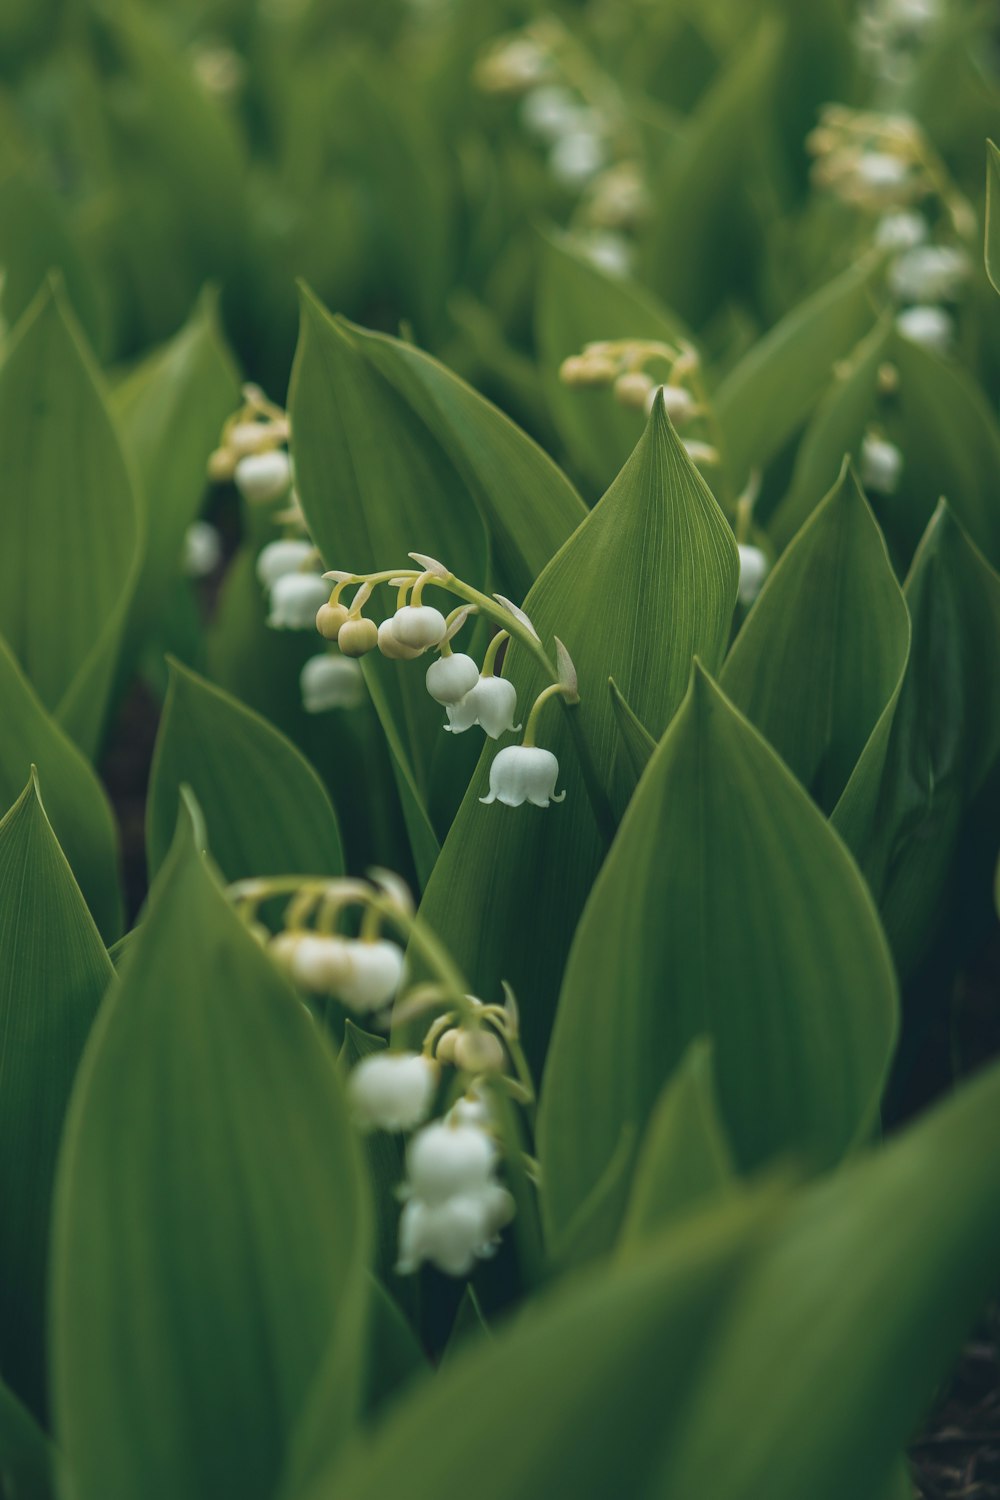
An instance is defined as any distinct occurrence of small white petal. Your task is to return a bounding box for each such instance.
[289,934,356,993]
[859,434,904,495]
[471,677,520,739]
[182,521,222,578]
[405,1121,497,1205]
[334,939,406,1013]
[300,653,366,712]
[895,303,954,354]
[392,605,447,650]
[267,572,330,629]
[426,653,480,705]
[480,745,564,808]
[348,1053,437,1132]
[256,538,314,587]
[737,544,769,606]
[234,450,293,503]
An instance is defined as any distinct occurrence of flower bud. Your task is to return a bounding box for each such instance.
[267,572,330,630]
[256,538,314,588]
[335,938,406,1013]
[895,303,953,354]
[207,447,236,482]
[435,1028,459,1064]
[406,1122,497,1205]
[860,434,903,496]
[182,521,222,578]
[377,617,423,660]
[614,370,655,409]
[300,653,365,712]
[392,605,448,650]
[549,127,605,187]
[888,244,969,304]
[338,617,378,657]
[234,450,293,504]
[348,1053,438,1132]
[481,745,565,808]
[316,601,350,639]
[289,934,356,993]
[453,1029,506,1074]
[875,210,927,251]
[737,544,769,606]
[426,652,480,705]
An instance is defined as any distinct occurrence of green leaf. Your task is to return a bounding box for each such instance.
[0,1374,53,1500]
[147,659,344,884]
[721,464,909,812]
[51,807,371,1500]
[660,1056,1000,1500]
[618,1039,734,1249]
[833,502,1000,973]
[0,164,104,355]
[344,317,587,601]
[296,1188,783,1500]
[0,636,122,941]
[415,403,738,1066]
[985,140,1000,295]
[0,280,141,755]
[538,665,898,1245]
[0,776,112,1420]
[608,678,656,800]
[535,232,686,491]
[113,290,239,672]
[363,1280,426,1420]
[715,253,882,489]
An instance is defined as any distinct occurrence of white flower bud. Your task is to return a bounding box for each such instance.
[181,520,222,578]
[888,244,970,304]
[737,544,769,606]
[549,127,606,187]
[234,449,293,504]
[256,538,314,587]
[855,150,910,192]
[289,934,356,993]
[377,616,423,660]
[519,85,580,143]
[335,939,406,1013]
[480,745,565,808]
[453,1029,506,1074]
[895,303,953,353]
[337,617,378,657]
[860,434,903,495]
[316,601,350,639]
[300,653,365,712]
[405,1121,497,1205]
[875,210,927,251]
[348,1052,438,1132]
[614,370,655,409]
[267,572,331,629]
[446,1087,493,1128]
[579,232,632,279]
[392,605,448,650]
[426,653,480,705]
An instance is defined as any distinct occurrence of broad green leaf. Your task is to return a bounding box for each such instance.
[0,777,112,1421]
[51,808,371,1500]
[660,1056,1000,1500]
[0,1374,52,1500]
[0,280,141,755]
[876,330,1000,570]
[344,318,587,600]
[715,253,882,488]
[769,317,892,548]
[538,665,898,1244]
[147,659,344,883]
[297,1189,783,1500]
[608,678,656,802]
[721,464,909,812]
[0,165,104,354]
[113,290,239,673]
[0,637,122,941]
[834,502,1000,973]
[415,403,738,1066]
[618,1039,734,1249]
[363,1280,426,1420]
[987,140,1000,294]
[535,233,686,491]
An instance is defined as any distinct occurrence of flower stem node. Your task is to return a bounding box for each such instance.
[316,601,350,639]
[337,617,379,657]
[267,572,331,630]
[300,653,365,713]
[736,544,770,606]
[481,745,565,808]
[256,538,315,588]
[348,1053,439,1133]
[426,652,480,705]
[445,676,520,738]
[392,604,448,650]
[234,450,293,504]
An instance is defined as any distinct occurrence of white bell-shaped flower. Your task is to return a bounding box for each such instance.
[549,126,605,187]
[860,434,903,495]
[895,303,953,354]
[182,520,222,578]
[335,939,406,1013]
[405,1121,497,1205]
[875,210,927,251]
[854,150,910,193]
[287,934,356,993]
[480,745,564,807]
[426,652,480,706]
[348,1053,438,1132]
[392,605,447,650]
[300,653,365,713]
[888,244,969,304]
[267,571,330,629]
[256,538,314,588]
[445,677,520,739]
[377,616,423,660]
[396,1194,494,1277]
[234,449,293,504]
[736,543,769,606]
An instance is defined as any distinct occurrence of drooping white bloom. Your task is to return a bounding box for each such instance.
[288,934,356,993]
[549,127,605,187]
[425,652,480,706]
[480,745,564,807]
[888,244,970,304]
[348,1053,438,1132]
[256,538,315,587]
[335,939,406,1013]
[895,303,954,353]
[300,653,365,713]
[405,1121,498,1204]
[854,150,911,193]
[392,604,448,650]
[234,449,293,504]
[737,543,769,606]
[267,571,330,629]
[182,520,222,578]
[396,1191,513,1276]
[519,85,581,142]
[446,1086,493,1128]
[875,210,927,251]
[377,616,423,660]
[445,676,520,739]
[860,434,903,495]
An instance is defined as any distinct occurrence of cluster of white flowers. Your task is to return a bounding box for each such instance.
[271,929,406,1015]
[256,538,329,630]
[208,384,294,506]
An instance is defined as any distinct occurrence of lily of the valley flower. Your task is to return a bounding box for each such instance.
[336,939,406,1013]
[895,303,953,353]
[234,449,293,504]
[271,931,405,1013]
[445,675,521,738]
[426,652,480,705]
[338,616,378,657]
[300,653,365,713]
[396,1119,515,1276]
[737,543,769,606]
[392,604,448,651]
[860,433,903,495]
[349,1052,438,1132]
[481,745,564,807]
[267,571,331,629]
[256,538,315,587]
